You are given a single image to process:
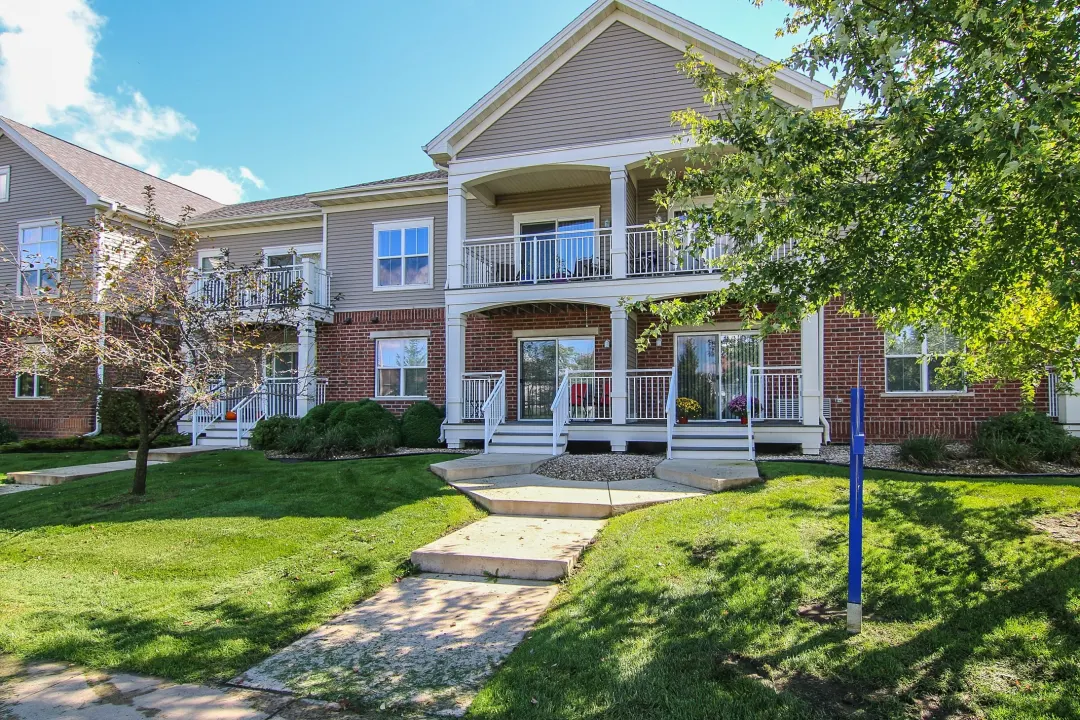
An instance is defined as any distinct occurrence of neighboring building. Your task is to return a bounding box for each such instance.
[1,0,1069,453]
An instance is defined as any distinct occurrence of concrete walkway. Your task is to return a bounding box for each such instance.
[2,445,223,488]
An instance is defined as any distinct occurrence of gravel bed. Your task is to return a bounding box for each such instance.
[758,443,1079,476]
[537,453,663,482]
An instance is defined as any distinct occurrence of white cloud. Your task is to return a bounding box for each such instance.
[165,168,248,205]
[0,0,261,205]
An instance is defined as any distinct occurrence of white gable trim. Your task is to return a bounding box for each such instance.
[425,0,836,161]
[0,118,101,207]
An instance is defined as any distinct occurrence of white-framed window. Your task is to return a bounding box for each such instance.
[197,249,225,272]
[0,165,10,202]
[376,337,428,397]
[373,218,433,290]
[263,243,323,269]
[885,326,965,393]
[17,218,61,296]
[15,372,49,399]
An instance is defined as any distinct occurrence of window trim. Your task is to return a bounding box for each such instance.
[263,243,323,268]
[0,165,10,202]
[883,328,966,394]
[374,336,429,399]
[666,195,715,222]
[14,372,50,399]
[17,217,62,298]
[372,217,435,292]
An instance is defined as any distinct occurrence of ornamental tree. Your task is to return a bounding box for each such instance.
[0,188,306,494]
[639,0,1079,394]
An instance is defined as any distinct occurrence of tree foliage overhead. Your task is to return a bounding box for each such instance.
[641,0,1079,393]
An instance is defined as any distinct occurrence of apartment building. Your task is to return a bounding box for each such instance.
[1,0,1070,456]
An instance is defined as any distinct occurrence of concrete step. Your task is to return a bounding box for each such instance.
[448,474,707,518]
[132,445,235,462]
[670,448,752,461]
[429,454,551,482]
[9,460,166,486]
[494,424,561,436]
[655,458,762,491]
[485,443,563,455]
[410,515,605,580]
[194,436,246,448]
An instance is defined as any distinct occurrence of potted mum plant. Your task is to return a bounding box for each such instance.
[726,394,758,425]
[675,397,701,424]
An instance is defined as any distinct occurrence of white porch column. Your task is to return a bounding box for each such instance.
[296,316,317,417]
[609,169,628,279]
[445,309,466,430]
[800,310,824,453]
[610,307,629,448]
[447,185,466,290]
[1059,378,1080,436]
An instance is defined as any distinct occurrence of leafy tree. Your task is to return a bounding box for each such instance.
[638,0,1079,395]
[0,189,307,494]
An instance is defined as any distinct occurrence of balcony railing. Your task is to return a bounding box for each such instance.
[462,229,611,288]
[566,370,612,421]
[192,261,330,311]
[627,225,730,277]
[627,368,673,421]
[463,372,505,421]
[748,366,803,421]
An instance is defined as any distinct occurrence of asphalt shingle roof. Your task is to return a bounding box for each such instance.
[326,169,447,193]
[191,194,319,222]
[3,117,224,225]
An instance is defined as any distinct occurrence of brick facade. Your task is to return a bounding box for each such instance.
[317,307,446,414]
[634,307,801,371]
[0,379,95,438]
[822,300,1051,442]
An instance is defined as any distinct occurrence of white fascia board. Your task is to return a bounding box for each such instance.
[198,219,324,238]
[187,209,323,231]
[306,179,448,205]
[0,119,100,206]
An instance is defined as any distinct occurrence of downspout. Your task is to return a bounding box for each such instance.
[82,311,106,436]
[818,307,830,443]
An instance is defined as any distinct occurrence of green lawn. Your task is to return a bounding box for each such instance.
[469,462,1080,720]
[0,450,130,481]
[0,451,483,682]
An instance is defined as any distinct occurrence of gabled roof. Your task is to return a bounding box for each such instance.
[321,170,448,193]
[0,116,224,225]
[424,0,837,163]
[191,194,319,223]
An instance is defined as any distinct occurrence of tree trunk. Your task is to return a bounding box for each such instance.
[132,393,151,496]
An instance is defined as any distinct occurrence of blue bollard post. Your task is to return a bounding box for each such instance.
[847,383,865,633]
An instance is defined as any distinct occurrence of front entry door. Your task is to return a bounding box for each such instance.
[675,333,760,420]
[519,337,595,420]
[265,346,299,417]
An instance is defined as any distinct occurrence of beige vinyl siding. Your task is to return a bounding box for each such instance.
[625,178,638,226]
[466,185,612,239]
[636,177,666,222]
[199,225,323,266]
[459,22,717,159]
[0,136,94,307]
[326,202,446,311]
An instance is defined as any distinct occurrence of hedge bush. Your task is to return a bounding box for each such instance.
[99,389,173,436]
[898,435,951,468]
[249,416,300,451]
[400,401,444,448]
[0,419,17,445]
[974,412,1080,470]
[0,433,190,454]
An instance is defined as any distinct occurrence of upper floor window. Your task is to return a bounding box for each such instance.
[885,326,965,393]
[374,218,432,290]
[18,218,61,297]
[0,166,10,202]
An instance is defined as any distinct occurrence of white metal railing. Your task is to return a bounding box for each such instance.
[551,370,571,455]
[234,376,330,446]
[192,260,330,311]
[1048,370,1059,418]
[627,369,673,421]
[191,379,226,446]
[627,224,730,277]
[665,370,678,459]
[748,366,803,421]
[566,370,612,421]
[482,371,507,454]
[462,229,612,288]
[463,372,505,421]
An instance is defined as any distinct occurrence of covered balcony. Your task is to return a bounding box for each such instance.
[191,258,331,315]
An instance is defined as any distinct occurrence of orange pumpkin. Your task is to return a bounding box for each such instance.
[225,410,237,421]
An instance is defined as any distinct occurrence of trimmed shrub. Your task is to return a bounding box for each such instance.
[327,400,400,446]
[0,419,17,445]
[898,435,951,468]
[363,428,399,456]
[299,401,343,434]
[249,416,300,451]
[276,425,314,455]
[974,411,1080,469]
[99,389,173,436]
[305,424,362,460]
[400,402,443,448]
[0,432,190,454]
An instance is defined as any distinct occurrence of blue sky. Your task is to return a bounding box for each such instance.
[0,0,805,205]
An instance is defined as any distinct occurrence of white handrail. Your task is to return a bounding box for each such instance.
[191,379,226,446]
[747,366,803,421]
[1048,369,1059,418]
[234,381,267,446]
[746,366,755,460]
[565,369,612,421]
[463,372,505,421]
[481,371,507,454]
[233,377,330,446]
[551,370,571,455]
[627,369,672,421]
[665,368,678,459]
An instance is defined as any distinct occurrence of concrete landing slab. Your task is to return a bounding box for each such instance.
[449,474,708,518]
[6,460,165,486]
[0,660,293,719]
[129,445,231,462]
[411,515,605,580]
[429,453,550,482]
[232,573,558,716]
[655,459,762,492]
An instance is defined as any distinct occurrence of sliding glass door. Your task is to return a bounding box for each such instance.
[519,337,595,420]
[675,333,761,420]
